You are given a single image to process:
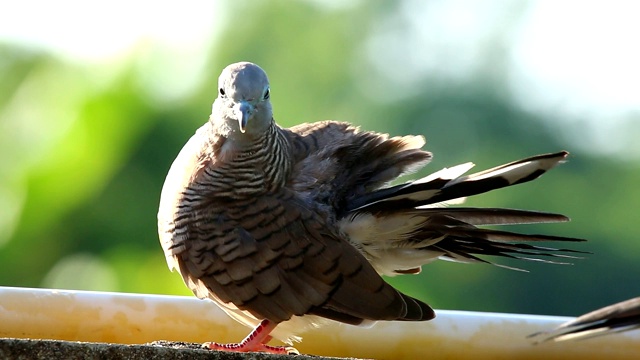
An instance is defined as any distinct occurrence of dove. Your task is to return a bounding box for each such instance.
[157,61,584,354]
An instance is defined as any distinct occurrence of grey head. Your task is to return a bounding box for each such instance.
[211,62,273,138]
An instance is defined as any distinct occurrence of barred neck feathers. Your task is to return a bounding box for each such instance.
[201,122,292,198]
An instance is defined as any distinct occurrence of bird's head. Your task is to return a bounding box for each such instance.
[211,62,273,138]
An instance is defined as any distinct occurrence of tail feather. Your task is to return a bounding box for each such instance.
[428,226,586,270]
[433,247,537,272]
[411,208,570,226]
[348,151,569,212]
[439,226,584,244]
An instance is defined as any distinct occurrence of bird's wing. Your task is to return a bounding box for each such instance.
[338,151,586,275]
[285,121,432,214]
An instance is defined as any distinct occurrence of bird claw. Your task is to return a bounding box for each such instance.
[204,341,300,355]
[202,319,299,355]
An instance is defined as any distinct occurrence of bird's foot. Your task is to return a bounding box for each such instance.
[204,341,299,355]
[202,319,299,355]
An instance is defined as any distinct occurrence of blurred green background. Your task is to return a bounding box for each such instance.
[1,0,639,319]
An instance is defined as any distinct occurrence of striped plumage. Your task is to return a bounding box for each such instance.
[531,297,640,342]
[157,62,584,354]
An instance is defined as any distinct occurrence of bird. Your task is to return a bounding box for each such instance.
[530,297,640,342]
[157,61,585,354]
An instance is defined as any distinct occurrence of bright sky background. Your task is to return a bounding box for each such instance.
[513,1,640,115]
[0,1,220,61]
[510,0,640,159]
[1,0,638,158]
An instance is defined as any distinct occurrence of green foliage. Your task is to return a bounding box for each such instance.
[1,1,638,319]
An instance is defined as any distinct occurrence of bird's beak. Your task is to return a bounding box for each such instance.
[234,101,253,133]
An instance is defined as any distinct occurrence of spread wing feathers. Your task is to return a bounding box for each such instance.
[347,151,569,212]
[287,122,432,214]
[339,151,585,276]
[530,297,640,343]
[328,130,432,193]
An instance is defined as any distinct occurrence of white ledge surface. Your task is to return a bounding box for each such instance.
[0,286,638,359]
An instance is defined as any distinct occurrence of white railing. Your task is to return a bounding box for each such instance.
[0,286,637,359]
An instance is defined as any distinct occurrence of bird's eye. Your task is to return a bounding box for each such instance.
[219,88,226,97]
[263,88,270,100]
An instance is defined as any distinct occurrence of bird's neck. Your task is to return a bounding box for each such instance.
[207,122,292,198]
